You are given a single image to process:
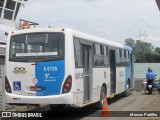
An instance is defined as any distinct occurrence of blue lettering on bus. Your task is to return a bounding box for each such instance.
[35,60,65,96]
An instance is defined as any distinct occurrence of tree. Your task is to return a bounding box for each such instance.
[124,38,159,63]
[125,38,135,49]
[155,47,160,54]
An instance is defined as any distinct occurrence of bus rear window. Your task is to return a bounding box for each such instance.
[9,32,64,62]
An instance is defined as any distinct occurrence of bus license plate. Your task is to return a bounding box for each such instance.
[30,86,42,91]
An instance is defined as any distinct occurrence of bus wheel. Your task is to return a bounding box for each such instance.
[96,86,106,109]
[123,81,130,97]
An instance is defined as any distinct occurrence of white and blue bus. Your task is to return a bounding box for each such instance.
[5,28,134,108]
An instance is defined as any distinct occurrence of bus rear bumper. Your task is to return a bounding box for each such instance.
[6,93,74,105]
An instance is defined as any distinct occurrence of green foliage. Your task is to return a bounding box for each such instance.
[125,38,160,63]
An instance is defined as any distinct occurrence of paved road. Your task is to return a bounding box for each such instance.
[106,92,160,120]
[3,91,160,120]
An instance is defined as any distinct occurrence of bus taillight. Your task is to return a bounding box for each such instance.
[5,76,12,93]
[62,75,72,94]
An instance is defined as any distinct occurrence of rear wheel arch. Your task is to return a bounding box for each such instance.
[128,78,131,88]
[96,83,107,109]
[101,83,107,95]
[123,79,130,97]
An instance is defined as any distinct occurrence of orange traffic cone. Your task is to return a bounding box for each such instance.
[101,96,110,117]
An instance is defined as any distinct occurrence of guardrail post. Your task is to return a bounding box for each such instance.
[0,57,5,111]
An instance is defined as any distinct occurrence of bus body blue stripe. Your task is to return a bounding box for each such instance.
[124,44,132,89]
[35,60,65,96]
[125,66,131,82]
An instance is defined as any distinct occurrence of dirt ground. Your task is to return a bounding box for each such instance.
[81,79,160,120]
[132,78,160,92]
[109,92,160,111]
[102,79,160,120]
[81,91,160,120]
[109,79,160,111]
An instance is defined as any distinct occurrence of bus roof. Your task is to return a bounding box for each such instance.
[11,28,132,50]
[124,44,132,51]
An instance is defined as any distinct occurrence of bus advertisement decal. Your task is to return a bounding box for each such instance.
[35,60,65,96]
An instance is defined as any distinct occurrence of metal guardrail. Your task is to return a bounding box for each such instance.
[0,57,15,111]
[0,58,5,110]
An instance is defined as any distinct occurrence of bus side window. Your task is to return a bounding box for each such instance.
[74,38,82,68]
[124,50,126,58]
[93,44,104,67]
[116,49,121,66]
[119,49,122,58]
[94,44,101,55]
[104,46,109,66]
[121,50,125,63]
[103,46,108,56]
[126,51,130,66]
[104,46,106,55]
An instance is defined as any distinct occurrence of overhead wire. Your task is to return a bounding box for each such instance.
[122,0,160,38]
[111,0,140,30]
[86,0,139,38]
[101,0,160,40]
[86,0,126,29]
[122,0,148,28]
[121,0,149,40]
[100,0,141,38]
[101,0,138,31]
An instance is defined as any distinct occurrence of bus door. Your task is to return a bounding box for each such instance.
[82,44,92,103]
[109,50,116,94]
[130,53,134,88]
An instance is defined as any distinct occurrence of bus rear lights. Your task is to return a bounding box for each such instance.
[67,79,72,83]
[65,83,70,87]
[7,88,11,92]
[63,88,67,93]
[5,76,12,93]
[5,83,9,88]
[62,75,72,94]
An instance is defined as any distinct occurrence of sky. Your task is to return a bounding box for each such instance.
[17,0,160,47]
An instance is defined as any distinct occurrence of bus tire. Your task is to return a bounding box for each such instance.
[123,81,130,97]
[96,86,106,109]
